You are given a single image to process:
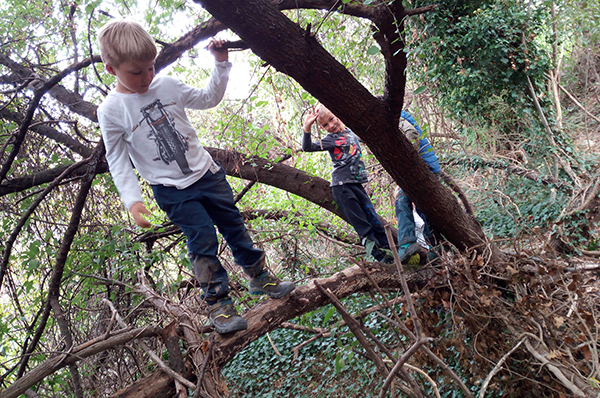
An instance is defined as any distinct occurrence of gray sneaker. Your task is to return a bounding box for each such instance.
[249,271,296,298]
[208,299,248,334]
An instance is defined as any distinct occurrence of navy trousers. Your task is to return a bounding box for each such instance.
[152,164,264,303]
[331,183,390,261]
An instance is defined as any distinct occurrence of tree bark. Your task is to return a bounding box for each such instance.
[0,146,341,218]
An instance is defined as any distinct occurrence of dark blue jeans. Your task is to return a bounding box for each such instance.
[395,186,434,247]
[152,165,264,303]
[331,183,390,261]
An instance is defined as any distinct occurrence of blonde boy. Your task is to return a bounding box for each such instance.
[97,20,295,334]
[302,105,392,263]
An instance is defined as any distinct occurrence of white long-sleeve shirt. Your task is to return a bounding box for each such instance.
[98,61,232,210]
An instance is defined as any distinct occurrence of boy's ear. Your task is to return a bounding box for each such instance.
[105,64,117,76]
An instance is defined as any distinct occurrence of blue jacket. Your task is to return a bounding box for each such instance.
[401,110,441,174]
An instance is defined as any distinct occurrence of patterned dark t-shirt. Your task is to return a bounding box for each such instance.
[302,128,368,186]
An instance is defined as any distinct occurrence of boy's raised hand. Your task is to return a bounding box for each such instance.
[208,38,228,62]
[129,201,152,228]
[303,108,319,133]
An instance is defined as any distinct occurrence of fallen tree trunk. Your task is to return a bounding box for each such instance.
[113,262,432,397]
[210,262,430,366]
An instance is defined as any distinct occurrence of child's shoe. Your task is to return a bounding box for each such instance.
[381,253,395,264]
[249,271,296,298]
[398,242,425,265]
[208,299,248,334]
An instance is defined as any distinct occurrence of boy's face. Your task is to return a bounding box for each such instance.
[106,59,155,95]
[318,112,344,134]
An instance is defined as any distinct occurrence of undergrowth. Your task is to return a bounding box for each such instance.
[224,297,394,398]
[223,248,600,397]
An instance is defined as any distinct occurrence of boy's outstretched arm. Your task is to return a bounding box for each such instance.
[303,108,319,133]
[208,38,228,62]
[302,109,325,153]
[129,201,152,228]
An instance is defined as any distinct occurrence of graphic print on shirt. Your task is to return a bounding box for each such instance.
[333,131,367,181]
[135,98,192,174]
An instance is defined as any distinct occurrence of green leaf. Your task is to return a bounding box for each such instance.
[323,306,336,324]
[413,85,427,95]
[334,351,345,374]
[366,45,380,55]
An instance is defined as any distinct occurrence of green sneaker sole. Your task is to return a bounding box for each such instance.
[406,253,421,266]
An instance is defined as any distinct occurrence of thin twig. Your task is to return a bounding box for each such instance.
[384,224,423,338]
[379,337,432,398]
[266,332,282,356]
[478,337,525,398]
[312,0,340,36]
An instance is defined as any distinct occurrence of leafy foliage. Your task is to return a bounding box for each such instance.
[410,0,552,121]
[224,296,395,398]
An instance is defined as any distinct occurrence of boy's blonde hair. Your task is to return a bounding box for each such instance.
[98,20,157,68]
[316,104,334,125]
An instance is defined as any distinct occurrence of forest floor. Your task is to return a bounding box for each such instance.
[414,243,600,397]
